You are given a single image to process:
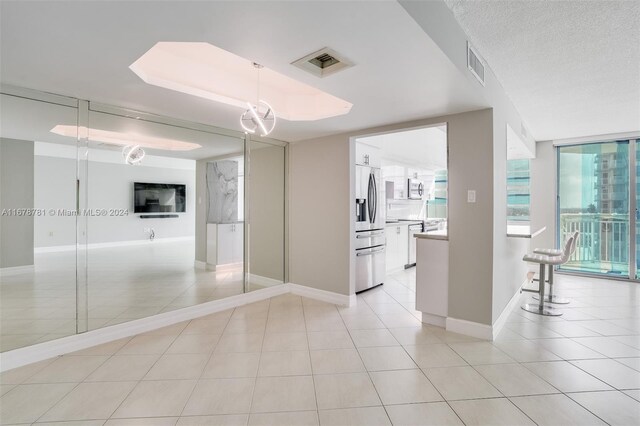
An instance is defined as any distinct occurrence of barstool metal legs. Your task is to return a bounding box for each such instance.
[522,263,563,316]
[533,266,570,304]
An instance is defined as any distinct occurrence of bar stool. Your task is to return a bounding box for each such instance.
[521,235,574,316]
[532,231,579,305]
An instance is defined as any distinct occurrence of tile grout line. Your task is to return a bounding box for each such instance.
[336,292,394,425]
[104,316,210,423]
[174,306,237,422]
[29,340,127,424]
[245,297,271,421]
[359,275,481,425]
[300,297,321,423]
[3,272,639,424]
[500,291,632,425]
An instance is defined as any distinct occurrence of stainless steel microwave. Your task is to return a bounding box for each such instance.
[408,178,424,200]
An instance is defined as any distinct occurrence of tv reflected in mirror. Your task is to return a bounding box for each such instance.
[134,182,186,213]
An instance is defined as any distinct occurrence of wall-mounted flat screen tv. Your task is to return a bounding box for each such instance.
[134,182,186,213]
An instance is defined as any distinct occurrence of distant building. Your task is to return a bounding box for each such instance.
[593,149,629,214]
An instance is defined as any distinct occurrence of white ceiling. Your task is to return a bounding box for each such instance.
[357,125,448,171]
[0,1,488,143]
[445,0,640,141]
[0,93,244,160]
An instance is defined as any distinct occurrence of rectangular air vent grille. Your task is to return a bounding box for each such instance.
[292,47,353,78]
[467,42,485,86]
[309,53,340,69]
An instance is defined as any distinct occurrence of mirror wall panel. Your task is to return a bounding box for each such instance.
[0,92,287,352]
[246,140,286,290]
[85,107,246,329]
[0,93,78,351]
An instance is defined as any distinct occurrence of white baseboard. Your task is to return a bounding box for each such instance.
[491,278,528,340]
[446,317,493,340]
[288,283,357,307]
[419,276,530,341]
[33,244,76,254]
[215,262,243,272]
[34,236,195,254]
[0,264,34,276]
[249,274,284,288]
[0,284,288,372]
[194,261,216,271]
[422,312,446,327]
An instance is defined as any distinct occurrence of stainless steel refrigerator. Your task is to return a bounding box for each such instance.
[355,165,385,292]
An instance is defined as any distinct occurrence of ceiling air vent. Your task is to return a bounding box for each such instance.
[292,47,353,78]
[467,42,485,86]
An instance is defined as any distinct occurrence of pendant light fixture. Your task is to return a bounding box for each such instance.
[122,145,145,165]
[240,63,276,137]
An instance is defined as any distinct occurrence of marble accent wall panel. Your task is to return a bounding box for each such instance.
[207,160,238,223]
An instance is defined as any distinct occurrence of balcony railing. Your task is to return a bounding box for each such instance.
[560,213,629,269]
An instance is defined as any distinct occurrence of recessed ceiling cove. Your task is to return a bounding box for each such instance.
[130,42,353,122]
[51,125,202,151]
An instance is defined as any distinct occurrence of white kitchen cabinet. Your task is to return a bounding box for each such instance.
[356,142,381,168]
[382,165,407,199]
[385,224,409,272]
[385,227,395,273]
[398,225,408,268]
[216,222,243,265]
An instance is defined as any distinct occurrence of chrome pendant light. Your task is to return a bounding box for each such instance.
[122,145,145,165]
[240,63,276,137]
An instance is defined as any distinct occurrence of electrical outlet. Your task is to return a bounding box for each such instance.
[467,190,476,203]
[49,231,54,237]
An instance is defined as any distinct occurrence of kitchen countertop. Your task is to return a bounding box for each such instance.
[414,229,448,240]
[385,220,423,227]
[507,225,546,239]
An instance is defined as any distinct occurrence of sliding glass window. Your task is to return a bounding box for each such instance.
[557,141,630,277]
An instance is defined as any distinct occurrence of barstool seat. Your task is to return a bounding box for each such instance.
[522,235,574,316]
[531,231,579,305]
[533,248,563,256]
[523,253,563,264]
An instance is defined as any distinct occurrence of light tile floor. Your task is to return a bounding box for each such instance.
[1,241,272,351]
[1,270,640,425]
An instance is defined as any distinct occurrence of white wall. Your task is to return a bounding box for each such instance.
[491,101,532,322]
[289,134,352,295]
[0,138,34,268]
[399,1,536,324]
[33,155,76,247]
[290,109,498,326]
[249,144,286,281]
[34,143,195,248]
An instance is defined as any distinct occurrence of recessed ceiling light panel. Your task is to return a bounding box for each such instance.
[130,42,353,122]
[50,125,202,151]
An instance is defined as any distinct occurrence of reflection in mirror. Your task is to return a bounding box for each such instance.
[1,95,287,352]
[0,94,78,351]
[85,108,245,329]
[247,140,286,290]
[507,124,533,229]
[201,154,245,297]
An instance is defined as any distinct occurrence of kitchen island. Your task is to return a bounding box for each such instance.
[414,229,449,326]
